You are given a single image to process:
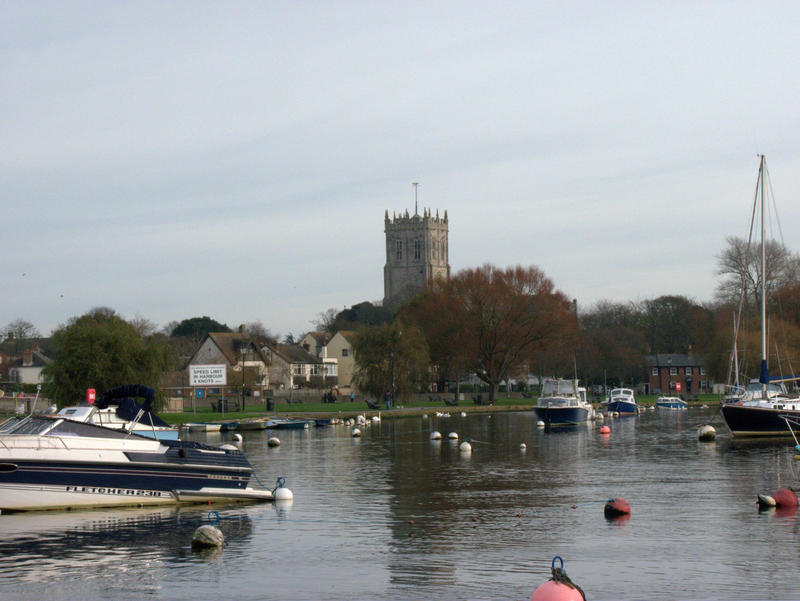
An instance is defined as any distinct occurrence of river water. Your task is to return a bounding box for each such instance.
[1,407,799,601]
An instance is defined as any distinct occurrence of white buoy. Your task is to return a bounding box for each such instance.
[596,413,604,423]
[371,415,381,422]
[192,525,224,548]
[352,427,361,437]
[460,411,467,417]
[698,425,716,441]
[448,431,459,440]
[459,440,472,453]
[537,420,545,428]
[219,443,238,451]
[233,433,243,442]
[268,437,280,447]
[520,443,527,450]
[422,413,429,419]
[430,431,442,440]
[758,493,777,508]
[274,486,294,501]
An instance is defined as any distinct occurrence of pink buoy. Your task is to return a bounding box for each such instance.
[604,497,630,517]
[531,556,586,601]
[599,425,611,434]
[773,488,798,508]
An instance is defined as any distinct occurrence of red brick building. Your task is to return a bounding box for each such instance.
[645,354,712,396]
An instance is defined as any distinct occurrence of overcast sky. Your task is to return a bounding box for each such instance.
[3,1,800,338]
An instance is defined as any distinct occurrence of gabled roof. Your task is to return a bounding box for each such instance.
[332,330,358,343]
[304,331,332,345]
[263,343,320,365]
[645,354,706,368]
[198,332,269,366]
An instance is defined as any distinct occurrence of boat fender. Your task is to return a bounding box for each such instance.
[772,488,798,508]
[698,425,716,442]
[268,437,280,447]
[531,556,586,601]
[757,494,776,508]
[604,498,630,517]
[192,525,224,549]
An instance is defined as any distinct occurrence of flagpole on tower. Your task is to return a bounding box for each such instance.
[412,182,419,215]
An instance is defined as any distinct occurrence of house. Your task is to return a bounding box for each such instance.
[324,331,357,390]
[185,332,269,395]
[261,342,335,390]
[300,332,332,359]
[8,347,51,385]
[645,354,712,395]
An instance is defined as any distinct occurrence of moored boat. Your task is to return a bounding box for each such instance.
[720,156,800,437]
[606,388,638,415]
[0,414,274,512]
[266,418,311,430]
[655,396,687,410]
[532,378,593,426]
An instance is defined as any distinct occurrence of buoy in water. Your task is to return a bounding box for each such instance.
[274,486,293,501]
[531,556,586,601]
[520,443,527,450]
[757,494,777,508]
[773,488,798,508]
[461,411,467,417]
[599,425,611,434]
[268,437,280,447]
[604,497,630,517]
[192,524,224,549]
[351,428,361,437]
[233,433,243,442]
[430,431,442,440]
[448,432,459,440]
[698,425,716,441]
[537,420,545,428]
[459,440,472,453]
[596,413,604,422]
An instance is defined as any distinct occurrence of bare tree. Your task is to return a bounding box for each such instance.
[3,318,40,341]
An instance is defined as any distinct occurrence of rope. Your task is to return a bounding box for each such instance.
[550,555,586,601]
[271,476,286,495]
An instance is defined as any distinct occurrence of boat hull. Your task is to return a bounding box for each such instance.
[721,404,800,437]
[606,400,637,415]
[533,406,591,426]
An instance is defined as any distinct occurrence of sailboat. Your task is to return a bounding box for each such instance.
[721,155,800,436]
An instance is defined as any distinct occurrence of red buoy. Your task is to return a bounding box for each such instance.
[599,425,611,434]
[772,488,798,508]
[604,497,630,517]
[531,579,584,601]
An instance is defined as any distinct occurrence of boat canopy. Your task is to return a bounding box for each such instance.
[96,385,170,428]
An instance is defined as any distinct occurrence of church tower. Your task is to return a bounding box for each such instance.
[383,183,450,307]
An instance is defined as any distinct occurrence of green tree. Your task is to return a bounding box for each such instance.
[43,308,173,407]
[352,321,430,402]
[170,316,231,338]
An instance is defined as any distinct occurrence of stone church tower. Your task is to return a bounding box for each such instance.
[383,191,450,306]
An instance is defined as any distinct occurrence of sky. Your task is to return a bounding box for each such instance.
[3,1,800,339]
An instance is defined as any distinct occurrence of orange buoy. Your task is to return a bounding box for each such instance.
[599,425,611,434]
[604,497,630,517]
[773,488,798,508]
[531,557,585,601]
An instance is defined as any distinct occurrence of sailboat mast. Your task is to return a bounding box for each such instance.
[759,154,768,395]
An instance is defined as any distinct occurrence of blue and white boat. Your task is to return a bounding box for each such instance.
[655,396,687,410]
[533,378,593,426]
[606,388,638,415]
[0,413,274,512]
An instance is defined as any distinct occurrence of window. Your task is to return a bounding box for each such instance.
[700,367,706,375]
[341,348,349,357]
[685,367,692,375]
[396,240,402,261]
[293,364,304,376]
[414,239,421,260]
[651,367,658,376]
[669,367,677,376]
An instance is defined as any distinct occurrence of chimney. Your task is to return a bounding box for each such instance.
[23,350,34,367]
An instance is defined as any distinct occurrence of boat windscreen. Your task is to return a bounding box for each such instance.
[48,419,143,439]
[3,416,57,436]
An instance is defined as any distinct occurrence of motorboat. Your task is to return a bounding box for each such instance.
[0,413,274,512]
[237,419,269,431]
[606,388,638,415]
[655,396,687,410]
[532,378,593,426]
[720,156,800,437]
[182,422,222,433]
[266,418,311,430]
[57,385,179,441]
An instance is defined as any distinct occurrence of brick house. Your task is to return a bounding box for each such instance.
[645,354,712,395]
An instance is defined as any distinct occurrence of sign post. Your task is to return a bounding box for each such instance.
[189,365,227,416]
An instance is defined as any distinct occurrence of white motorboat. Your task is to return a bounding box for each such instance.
[533,378,593,426]
[0,414,274,512]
